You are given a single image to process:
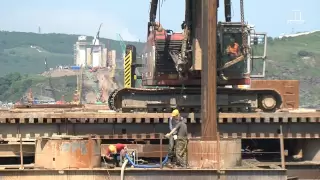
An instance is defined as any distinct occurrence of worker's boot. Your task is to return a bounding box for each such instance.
[166,158,174,168]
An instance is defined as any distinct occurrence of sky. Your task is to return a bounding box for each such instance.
[0,0,319,41]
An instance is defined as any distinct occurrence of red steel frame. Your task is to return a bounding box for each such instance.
[141,29,251,87]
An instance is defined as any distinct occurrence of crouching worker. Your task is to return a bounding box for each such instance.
[104,143,127,167]
[165,110,189,168]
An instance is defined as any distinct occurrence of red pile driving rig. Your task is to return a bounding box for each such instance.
[108,0,282,113]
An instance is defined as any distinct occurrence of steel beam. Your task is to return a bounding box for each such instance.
[0,123,319,141]
[0,169,287,180]
[0,144,34,157]
[286,165,320,179]
[201,0,218,141]
[13,104,84,109]
[1,111,319,123]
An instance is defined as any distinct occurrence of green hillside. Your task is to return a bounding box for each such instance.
[264,33,320,107]
[0,31,145,76]
[0,72,77,102]
[0,31,319,107]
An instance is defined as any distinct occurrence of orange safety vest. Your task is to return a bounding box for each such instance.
[227,43,240,56]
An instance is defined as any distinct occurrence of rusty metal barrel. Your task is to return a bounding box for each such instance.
[35,136,101,169]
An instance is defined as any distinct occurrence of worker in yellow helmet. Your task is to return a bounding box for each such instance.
[166,109,179,167]
[166,109,188,168]
[104,144,127,167]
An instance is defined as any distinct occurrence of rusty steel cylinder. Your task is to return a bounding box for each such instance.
[35,136,101,169]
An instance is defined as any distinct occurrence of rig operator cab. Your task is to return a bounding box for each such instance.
[217,22,268,88]
[139,22,268,88]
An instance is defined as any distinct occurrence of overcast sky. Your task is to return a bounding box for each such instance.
[0,0,319,41]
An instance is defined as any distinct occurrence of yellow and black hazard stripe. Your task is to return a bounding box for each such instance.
[124,50,132,88]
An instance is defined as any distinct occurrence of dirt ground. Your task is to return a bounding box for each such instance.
[41,68,119,104]
[41,69,78,77]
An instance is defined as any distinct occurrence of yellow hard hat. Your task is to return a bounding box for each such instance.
[171,109,180,117]
[108,145,117,154]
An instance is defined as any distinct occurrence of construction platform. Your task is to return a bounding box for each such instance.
[247,161,320,179]
[0,109,318,179]
[0,169,287,180]
[2,108,319,122]
[0,109,319,140]
[0,133,288,179]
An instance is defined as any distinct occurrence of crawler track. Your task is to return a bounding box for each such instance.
[108,87,283,113]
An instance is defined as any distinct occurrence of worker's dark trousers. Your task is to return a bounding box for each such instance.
[112,154,118,166]
[228,54,238,61]
[168,136,175,162]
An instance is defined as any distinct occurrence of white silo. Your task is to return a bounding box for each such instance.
[75,36,89,66]
[111,50,116,68]
[91,37,102,67]
[92,45,102,67]
[78,45,86,66]
[101,48,107,67]
[107,51,112,68]
[86,48,92,66]
[75,44,82,65]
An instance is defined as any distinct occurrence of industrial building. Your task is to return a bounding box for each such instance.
[73,35,116,68]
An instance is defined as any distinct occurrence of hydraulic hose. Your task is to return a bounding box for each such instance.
[124,153,169,168]
[120,159,129,180]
